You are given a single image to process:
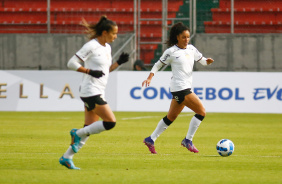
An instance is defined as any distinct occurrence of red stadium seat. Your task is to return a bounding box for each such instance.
[205,0,282,33]
[0,20,47,33]
[204,21,282,33]
[219,0,282,9]
[2,0,47,8]
[0,8,48,22]
[211,8,279,22]
[140,44,158,64]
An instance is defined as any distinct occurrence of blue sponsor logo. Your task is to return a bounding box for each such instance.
[194,87,244,100]
[253,86,282,101]
[130,86,282,101]
[130,87,172,100]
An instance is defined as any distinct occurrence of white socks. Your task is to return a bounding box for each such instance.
[76,121,106,138]
[150,119,168,142]
[63,121,106,159]
[186,116,202,141]
[63,136,89,159]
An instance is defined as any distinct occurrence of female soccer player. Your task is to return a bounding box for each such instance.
[142,22,214,154]
[59,16,129,169]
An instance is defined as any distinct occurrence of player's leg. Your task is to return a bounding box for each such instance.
[183,92,206,140]
[73,104,116,146]
[77,108,100,151]
[64,108,99,156]
[92,103,116,122]
[84,107,100,126]
[60,104,115,169]
[70,95,116,152]
[181,93,206,153]
[183,92,206,117]
[152,99,184,141]
[60,107,100,169]
[144,99,184,154]
[167,98,185,121]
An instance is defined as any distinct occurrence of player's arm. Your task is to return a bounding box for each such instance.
[193,45,214,66]
[110,52,129,72]
[109,62,119,72]
[67,55,104,78]
[197,57,214,66]
[142,60,165,87]
[142,73,154,87]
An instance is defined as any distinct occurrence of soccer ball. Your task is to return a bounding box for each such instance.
[216,139,234,157]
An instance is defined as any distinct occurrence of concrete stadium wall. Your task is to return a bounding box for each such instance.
[0,33,281,71]
[194,34,282,72]
[0,33,135,70]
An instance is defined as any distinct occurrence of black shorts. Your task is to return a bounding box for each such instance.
[80,95,107,111]
[171,88,192,104]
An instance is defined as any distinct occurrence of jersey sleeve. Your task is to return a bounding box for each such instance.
[192,46,203,62]
[159,48,172,65]
[75,42,93,62]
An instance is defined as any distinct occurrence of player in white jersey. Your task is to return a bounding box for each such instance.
[59,16,129,169]
[142,22,214,154]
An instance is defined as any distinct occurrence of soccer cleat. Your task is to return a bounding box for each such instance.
[59,156,80,170]
[181,138,199,153]
[143,136,157,154]
[70,128,81,153]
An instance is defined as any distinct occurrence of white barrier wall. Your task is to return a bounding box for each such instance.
[0,71,281,113]
[0,71,83,111]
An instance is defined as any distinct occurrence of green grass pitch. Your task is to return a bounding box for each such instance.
[0,111,281,184]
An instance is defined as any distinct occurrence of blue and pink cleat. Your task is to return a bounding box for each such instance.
[181,138,199,153]
[143,136,157,154]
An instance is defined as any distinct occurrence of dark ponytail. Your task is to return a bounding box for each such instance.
[82,15,117,40]
[166,22,190,47]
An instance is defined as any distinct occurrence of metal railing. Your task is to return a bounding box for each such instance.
[135,0,196,60]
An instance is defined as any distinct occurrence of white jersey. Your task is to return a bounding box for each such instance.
[75,39,112,97]
[159,44,203,92]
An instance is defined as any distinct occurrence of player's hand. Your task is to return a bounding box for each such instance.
[117,52,129,65]
[142,79,151,87]
[88,69,105,78]
[207,58,214,65]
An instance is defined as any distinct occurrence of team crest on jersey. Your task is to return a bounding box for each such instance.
[185,54,190,59]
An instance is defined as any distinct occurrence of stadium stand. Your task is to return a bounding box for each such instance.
[0,0,183,64]
[151,0,220,64]
[1,0,279,63]
[204,0,282,33]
